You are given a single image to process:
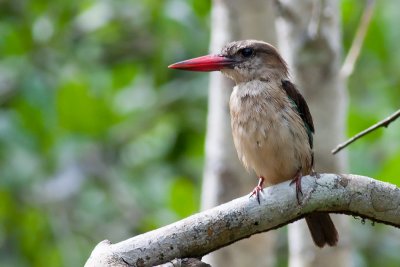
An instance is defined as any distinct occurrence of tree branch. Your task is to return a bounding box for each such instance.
[340,0,375,79]
[84,173,400,267]
[332,109,400,154]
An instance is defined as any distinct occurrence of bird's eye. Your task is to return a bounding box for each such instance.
[240,48,254,58]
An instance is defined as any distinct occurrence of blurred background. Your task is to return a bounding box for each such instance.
[0,0,399,266]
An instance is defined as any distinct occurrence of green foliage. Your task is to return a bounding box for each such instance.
[0,0,210,265]
[342,0,400,187]
[341,1,400,266]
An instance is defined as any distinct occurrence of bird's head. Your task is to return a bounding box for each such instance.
[169,40,288,84]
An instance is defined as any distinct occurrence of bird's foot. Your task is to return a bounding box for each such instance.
[250,176,264,204]
[290,170,303,204]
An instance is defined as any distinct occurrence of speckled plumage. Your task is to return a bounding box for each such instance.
[230,79,313,186]
[221,40,337,247]
[169,39,338,247]
[218,40,313,185]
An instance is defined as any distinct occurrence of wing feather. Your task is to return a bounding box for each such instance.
[281,80,314,148]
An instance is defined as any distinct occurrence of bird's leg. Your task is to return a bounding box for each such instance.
[250,176,264,204]
[290,169,303,204]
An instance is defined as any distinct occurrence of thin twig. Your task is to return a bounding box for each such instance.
[332,109,400,154]
[340,0,375,79]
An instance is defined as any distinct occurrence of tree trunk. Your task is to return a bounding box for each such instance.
[275,0,351,266]
[201,0,278,266]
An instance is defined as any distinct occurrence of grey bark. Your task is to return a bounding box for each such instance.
[201,0,278,266]
[275,0,351,266]
[84,174,400,267]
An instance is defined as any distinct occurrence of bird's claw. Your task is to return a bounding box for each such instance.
[250,176,265,204]
[290,171,303,204]
[250,185,263,204]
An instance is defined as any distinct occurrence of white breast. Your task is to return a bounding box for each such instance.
[229,80,312,185]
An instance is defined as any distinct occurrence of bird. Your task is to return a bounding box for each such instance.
[168,40,338,247]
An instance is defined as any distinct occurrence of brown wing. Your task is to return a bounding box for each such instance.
[281,80,315,146]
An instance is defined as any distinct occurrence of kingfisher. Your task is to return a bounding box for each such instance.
[168,40,338,247]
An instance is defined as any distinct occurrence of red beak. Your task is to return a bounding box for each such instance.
[168,55,236,72]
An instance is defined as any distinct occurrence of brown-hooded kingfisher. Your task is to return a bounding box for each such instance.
[169,40,338,247]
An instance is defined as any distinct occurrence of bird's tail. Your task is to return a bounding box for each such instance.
[305,213,338,247]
